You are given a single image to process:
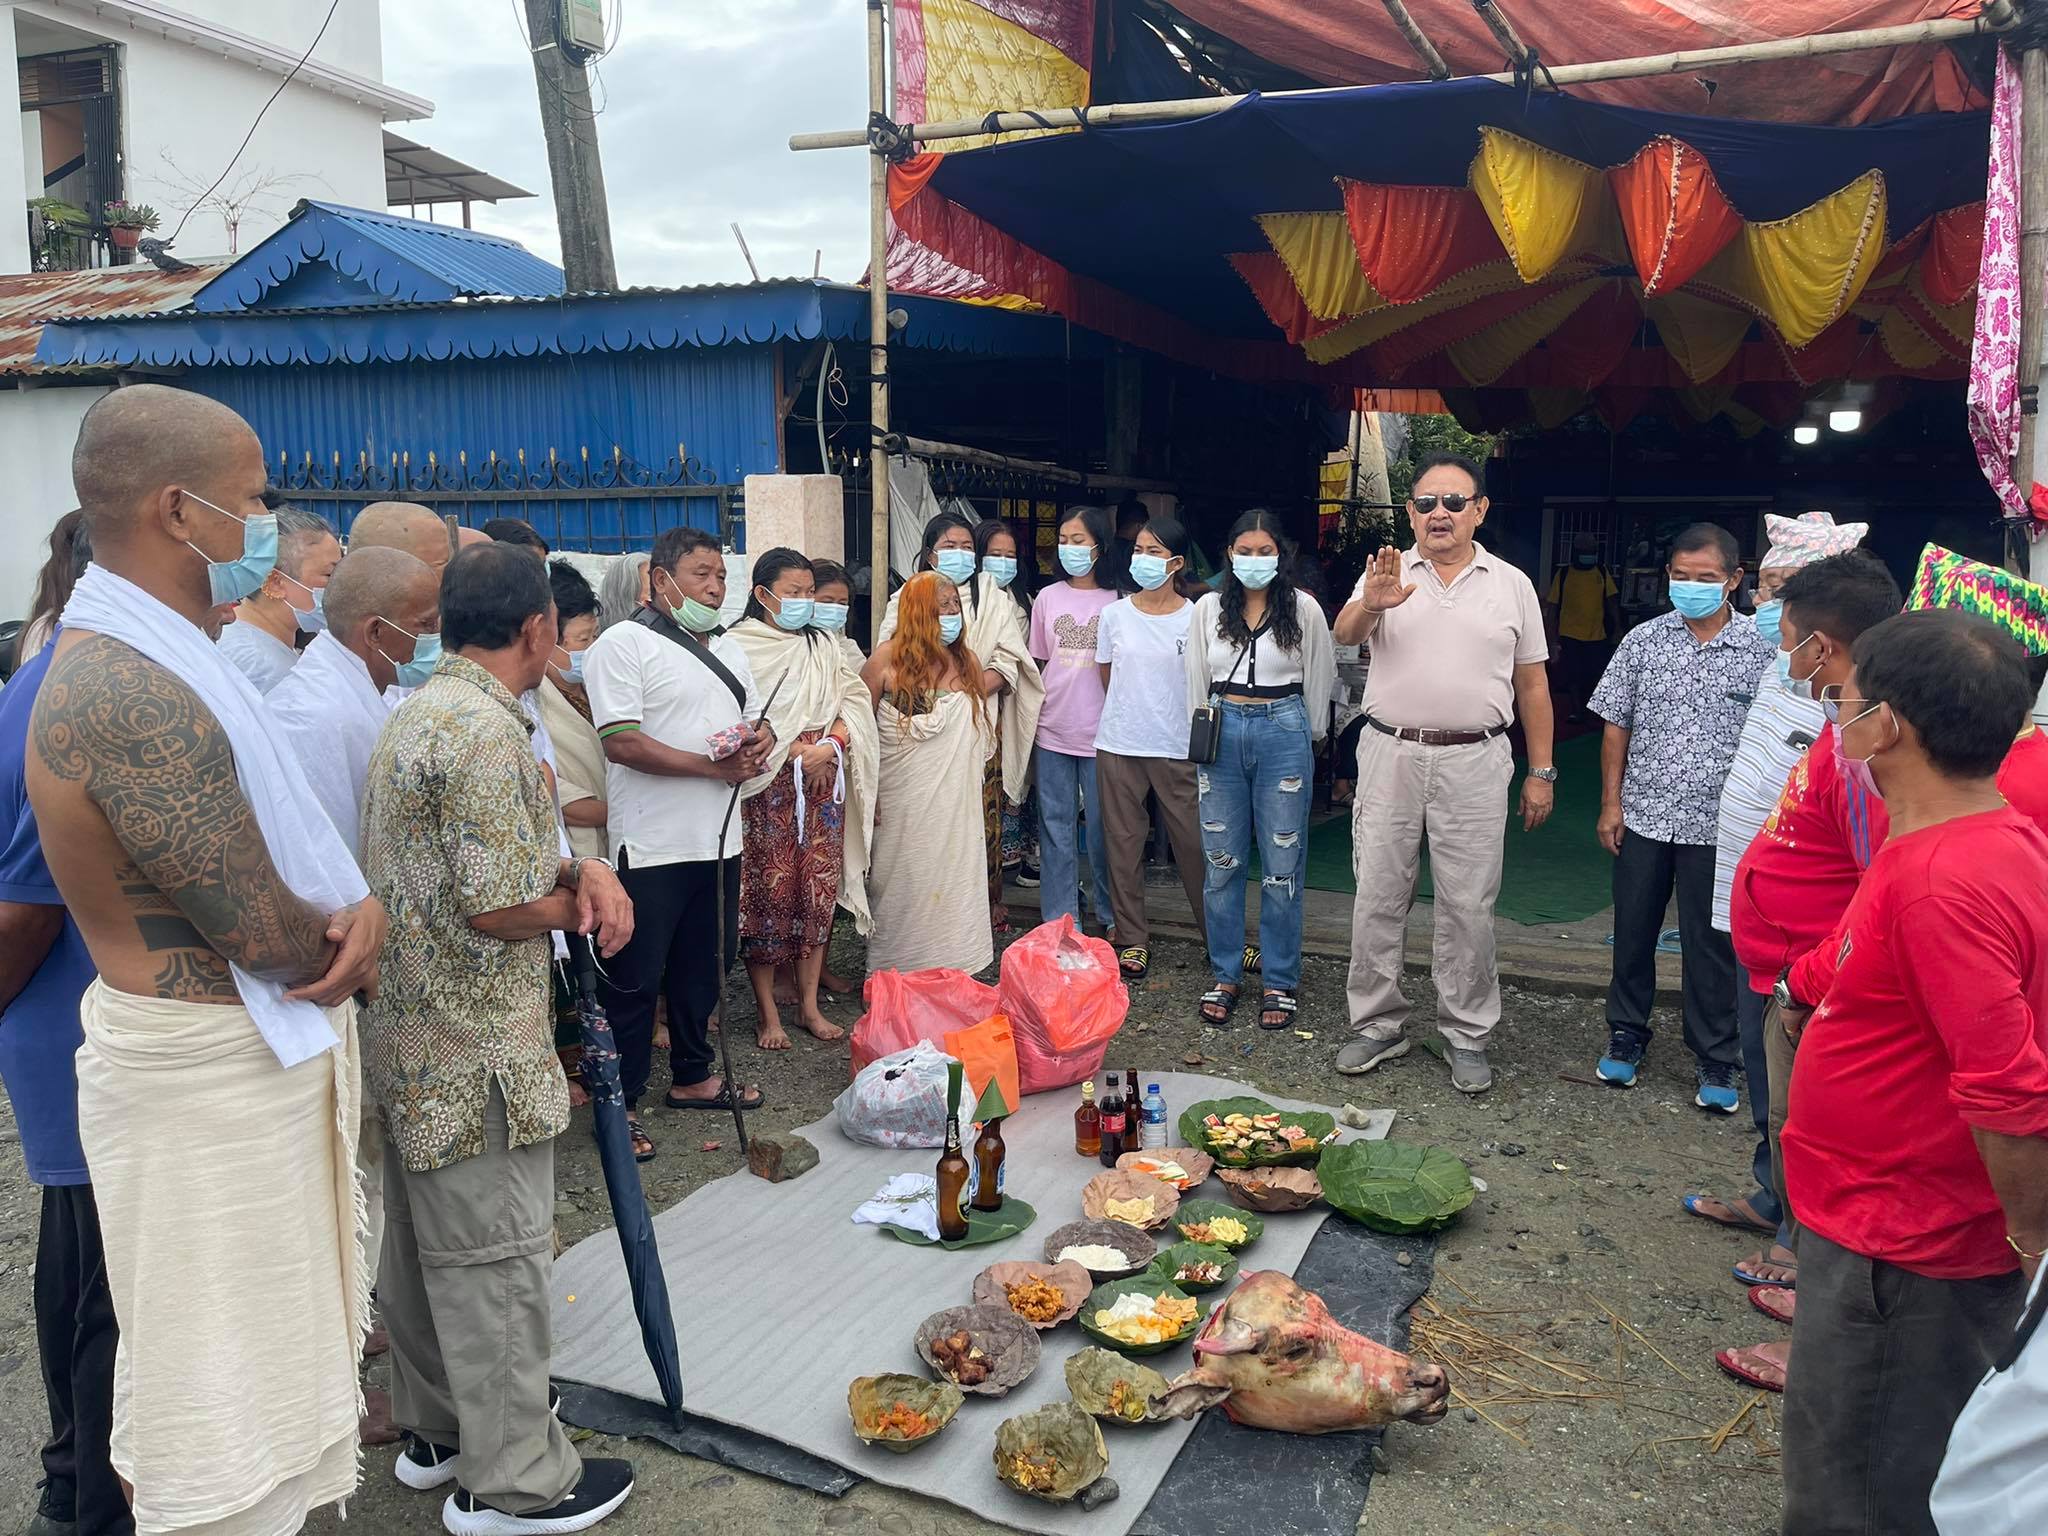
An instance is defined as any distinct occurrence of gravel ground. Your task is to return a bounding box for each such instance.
[0,928,1786,1536]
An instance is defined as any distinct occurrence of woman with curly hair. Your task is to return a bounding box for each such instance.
[863,570,996,975]
[1187,510,1334,1031]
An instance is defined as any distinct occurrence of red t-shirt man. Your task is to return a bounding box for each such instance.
[1782,805,2048,1277]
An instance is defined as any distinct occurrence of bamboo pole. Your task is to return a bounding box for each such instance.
[2015,45,2047,503]
[790,13,2015,152]
[1379,0,1449,80]
[880,431,1173,493]
[1472,1,1533,71]
[865,0,892,648]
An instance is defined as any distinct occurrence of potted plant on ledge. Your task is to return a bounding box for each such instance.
[102,201,161,251]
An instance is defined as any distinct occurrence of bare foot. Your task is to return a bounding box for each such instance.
[756,1019,793,1051]
[653,1023,671,1051]
[359,1385,401,1447]
[820,968,856,996]
[800,1007,846,1042]
[991,902,1011,931]
[1683,1192,1778,1235]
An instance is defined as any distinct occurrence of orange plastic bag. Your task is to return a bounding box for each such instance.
[850,967,1000,1077]
[998,916,1127,1095]
[943,1013,1021,1118]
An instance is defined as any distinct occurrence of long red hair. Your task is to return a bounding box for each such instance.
[890,570,986,727]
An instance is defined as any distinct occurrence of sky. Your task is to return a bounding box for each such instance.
[380,0,873,286]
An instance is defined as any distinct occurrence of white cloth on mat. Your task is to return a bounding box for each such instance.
[60,566,369,1067]
[78,983,367,1535]
[867,691,995,977]
[849,1172,941,1241]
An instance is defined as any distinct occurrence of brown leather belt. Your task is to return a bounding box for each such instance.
[1366,716,1509,747]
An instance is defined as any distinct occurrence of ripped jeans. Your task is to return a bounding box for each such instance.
[1197,695,1312,992]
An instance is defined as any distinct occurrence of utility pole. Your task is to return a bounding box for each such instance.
[523,0,618,292]
[866,0,893,647]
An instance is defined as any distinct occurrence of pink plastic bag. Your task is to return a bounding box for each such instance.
[998,916,1127,1095]
[850,967,1001,1077]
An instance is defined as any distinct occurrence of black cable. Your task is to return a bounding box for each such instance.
[165,0,342,246]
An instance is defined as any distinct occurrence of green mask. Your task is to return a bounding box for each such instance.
[673,595,723,633]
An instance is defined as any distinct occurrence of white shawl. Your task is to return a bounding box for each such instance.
[61,566,370,1067]
[268,632,389,864]
[729,619,881,933]
[880,573,1044,802]
[867,690,996,977]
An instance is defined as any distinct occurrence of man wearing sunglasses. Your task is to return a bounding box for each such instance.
[1772,609,2048,1534]
[1333,452,1553,1096]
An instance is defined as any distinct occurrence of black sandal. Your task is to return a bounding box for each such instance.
[1119,946,1150,980]
[1242,944,1262,975]
[1198,985,1239,1026]
[664,1082,766,1113]
[1258,990,1298,1031]
[627,1117,656,1163]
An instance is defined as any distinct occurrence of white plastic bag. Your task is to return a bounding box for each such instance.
[835,1042,957,1149]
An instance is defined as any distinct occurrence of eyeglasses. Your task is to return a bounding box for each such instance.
[1412,493,1477,515]
[1818,684,1886,729]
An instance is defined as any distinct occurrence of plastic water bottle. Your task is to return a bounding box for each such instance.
[1140,1084,1168,1149]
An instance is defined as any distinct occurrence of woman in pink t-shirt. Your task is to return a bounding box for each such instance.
[1029,506,1119,935]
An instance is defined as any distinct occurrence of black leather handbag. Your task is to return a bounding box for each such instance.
[1187,636,1253,765]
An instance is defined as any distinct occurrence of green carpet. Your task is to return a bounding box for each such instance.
[1304,732,1611,926]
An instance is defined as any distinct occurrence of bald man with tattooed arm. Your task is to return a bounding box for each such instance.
[26,384,385,1535]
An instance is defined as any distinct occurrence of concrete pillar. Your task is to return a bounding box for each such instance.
[743,473,847,562]
[0,9,31,275]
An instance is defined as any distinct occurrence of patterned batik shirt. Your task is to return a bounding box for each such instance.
[1589,609,1779,847]
[360,654,569,1173]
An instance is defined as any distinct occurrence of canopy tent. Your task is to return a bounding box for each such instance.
[883,78,1989,430]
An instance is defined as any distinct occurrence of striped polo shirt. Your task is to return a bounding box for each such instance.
[1712,662,1826,933]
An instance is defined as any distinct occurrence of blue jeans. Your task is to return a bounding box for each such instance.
[1198,697,1312,992]
[1035,746,1114,931]
[1734,964,1786,1241]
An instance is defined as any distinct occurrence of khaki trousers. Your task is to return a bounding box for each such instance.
[1345,729,1514,1049]
[379,1088,578,1514]
[1095,749,1207,951]
[1765,1001,1801,1250]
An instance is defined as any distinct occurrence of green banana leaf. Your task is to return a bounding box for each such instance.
[1077,1274,1201,1356]
[884,1196,1039,1250]
[1317,1140,1475,1235]
[1178,1096,1336,1168]
[1144,1241,1238,1293]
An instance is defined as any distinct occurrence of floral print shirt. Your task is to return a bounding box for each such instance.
[360,654,568,1172]
[1590,609,1777,847]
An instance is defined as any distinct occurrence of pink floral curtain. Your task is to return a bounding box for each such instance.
[1968,48,2028,525]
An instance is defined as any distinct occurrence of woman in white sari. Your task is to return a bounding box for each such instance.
[731,549,879,1048]
[880,512,1044,930]
[863,571,996,975]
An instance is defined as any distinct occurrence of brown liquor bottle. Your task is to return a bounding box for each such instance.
[971,1115,1006,1212]
[1074,1080,1101,1157]
[936,1062,971,1240]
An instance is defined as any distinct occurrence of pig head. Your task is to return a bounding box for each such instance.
[1158,1271,1448,1432]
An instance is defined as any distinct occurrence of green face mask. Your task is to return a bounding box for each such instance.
[660,572,724,633]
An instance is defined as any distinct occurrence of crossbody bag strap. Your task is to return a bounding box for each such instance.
[632,606,748,711]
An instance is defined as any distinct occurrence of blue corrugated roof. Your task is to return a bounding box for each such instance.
[34,281,1110,369]
[190,200,564,314]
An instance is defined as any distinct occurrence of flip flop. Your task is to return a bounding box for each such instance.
[1681,1193,1779,1236]
[665,1084,766,1113]
[1732,1256,1798,1288]
[1714,1344,1787,1393]
[1749,1286,1796,1325]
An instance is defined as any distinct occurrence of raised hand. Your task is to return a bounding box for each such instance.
[1360,546,1416,613]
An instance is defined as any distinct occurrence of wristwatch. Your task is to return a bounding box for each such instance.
[1528,766,1559,783]
[1771,969,1803,1012]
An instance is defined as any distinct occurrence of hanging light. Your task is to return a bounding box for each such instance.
[1828,409,1862,433]
[1792,424,1820,446]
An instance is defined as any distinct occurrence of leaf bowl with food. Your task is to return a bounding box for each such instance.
[971,1260,1092,1330]
[1172,1198,1263,1253]
[1078,1275,1203,1356]
[1043,1219,1156,1280]
[847,1373,963,1454]
[1317,1140,1476,1235]
[1080,1169,1181,1232]
[1179,1096,1336,1168]
[1065,1347,1172,1426]
[1114,1147,1215,1190]
[1144,1240,1239,1293]
[914,1304,1042,1397]
[1216,1165,1325,1213]
[993,1401,1109,1503]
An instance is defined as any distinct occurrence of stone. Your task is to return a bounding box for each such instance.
[1463,1407,1479,1423]
[1077,1477,1121,1511]
[1498,1142,1527,1157]
[1395,1250,1413,1268]
[1338,1103,1373,1129]
[748,1132,820,1183]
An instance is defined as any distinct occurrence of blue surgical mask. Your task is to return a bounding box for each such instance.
[556,647,588,687]
[981,555,1018,589]
[1779,634,1821,699]
[1232,554,1279,590]
[938,613,964,646]
[934,549,977,585]
[1668,579,1727,620]
[1129,553,1175,591]
[768,594,814,632]
[1753,599,1783,649]
[281,575,326,634]
[185,492,278,606]
[1057,544,1097,577]
[377,621,442,688]
[811,602,849,633]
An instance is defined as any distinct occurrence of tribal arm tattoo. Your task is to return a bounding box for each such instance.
[31,637,336,993]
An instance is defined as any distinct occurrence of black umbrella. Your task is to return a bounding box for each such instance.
[568,933,685,1423]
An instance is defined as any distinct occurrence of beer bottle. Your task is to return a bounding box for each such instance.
[1098,1072,1127,1167]
[971,1114,1006,1212]
[1074,1080,1101,1157]
[936,1062,971,1240]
